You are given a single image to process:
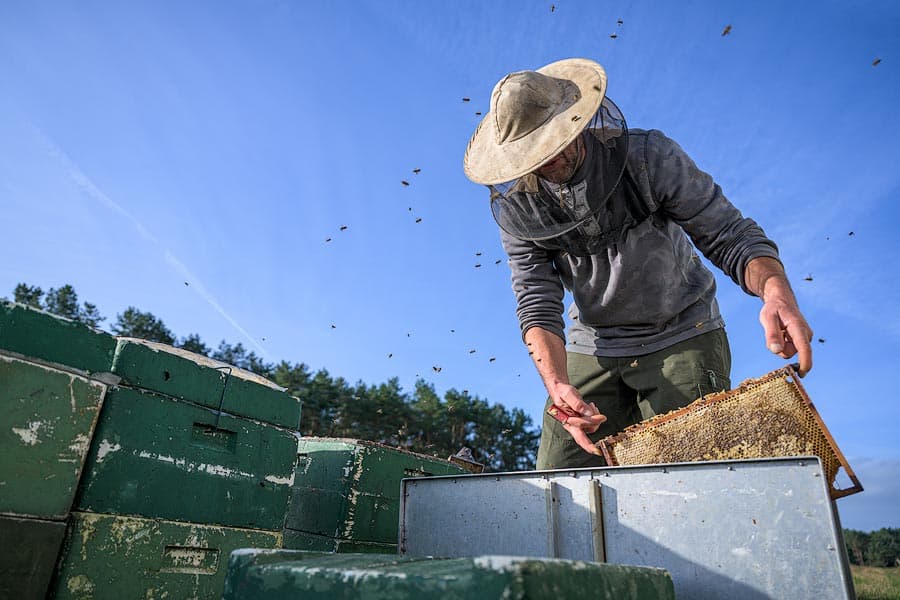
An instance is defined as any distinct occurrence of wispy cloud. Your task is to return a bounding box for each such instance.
[162,251,265,355]
[30,124,267,356]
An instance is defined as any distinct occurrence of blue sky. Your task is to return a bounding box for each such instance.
[1,1,897,532]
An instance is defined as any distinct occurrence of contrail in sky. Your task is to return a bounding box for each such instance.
[30,124,267,356]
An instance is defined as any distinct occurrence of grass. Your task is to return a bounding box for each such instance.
[851,566,900,600]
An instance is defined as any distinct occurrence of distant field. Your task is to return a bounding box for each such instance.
[852,566,900,600]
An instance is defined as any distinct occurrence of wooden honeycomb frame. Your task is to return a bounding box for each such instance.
[597,366,863,499]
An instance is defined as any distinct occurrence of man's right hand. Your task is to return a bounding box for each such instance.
[547,382,606,456]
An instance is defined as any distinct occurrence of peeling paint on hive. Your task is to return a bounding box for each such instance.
[12,420,49,445]
[95,439,121,463]
[265,472,294,486]
[65,574,95,598]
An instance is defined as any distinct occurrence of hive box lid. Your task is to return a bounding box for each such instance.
[0,301,116,375]
[111,337,300,429]
[222,550,675,600]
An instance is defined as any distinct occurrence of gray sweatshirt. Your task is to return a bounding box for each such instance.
[500,128,780,356]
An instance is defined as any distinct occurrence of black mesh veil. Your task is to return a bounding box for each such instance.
[488,97,628,242]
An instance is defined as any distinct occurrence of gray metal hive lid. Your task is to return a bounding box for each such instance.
[399,457,855,600]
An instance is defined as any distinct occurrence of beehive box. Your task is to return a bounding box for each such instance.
[51,511,283,600]
[399,459,855,599]
[111,337,301,429]
[284,438,468,549]
[0,354,107,519]
[0,301,116,375]
[221,550,676,600]
[597,366,862,499]
[75,386,299,530]
[281,529,396,554]
[0,515,67,600]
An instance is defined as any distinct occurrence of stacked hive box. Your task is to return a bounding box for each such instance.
[284,438,467,553]
[221,549,676,599]
[0,303,113,600]
[0,302,302,599]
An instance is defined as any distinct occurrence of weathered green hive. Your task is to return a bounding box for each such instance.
[284,438,467,551]
[111,337,301,429]
[75,386,299,530]
[0,354,107,519]
[51,511,284,600]
[221,550,676,600]
[0,301,116,374]
[0,515,67,600]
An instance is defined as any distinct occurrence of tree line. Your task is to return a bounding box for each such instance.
[5,283,540,471]
[844,528,900,568]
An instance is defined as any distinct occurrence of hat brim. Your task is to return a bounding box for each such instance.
[464,58,607,185]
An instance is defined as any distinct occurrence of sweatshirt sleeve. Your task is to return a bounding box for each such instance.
[500,228,567,342]
[645,129,781,294]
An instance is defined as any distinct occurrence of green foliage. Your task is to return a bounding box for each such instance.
[13,283,105,328]
[212,341,272,377]
[868,529,900,568]
[13,283,44,308]
[846,528,870,565]
[845,529,900,567]
[270,369,539,471]
[9,282,541,471]
[112,307,176,344]
[177,333,211,356]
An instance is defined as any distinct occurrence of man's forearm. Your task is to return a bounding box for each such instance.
[744,256,795,302]
[523,326,570,393]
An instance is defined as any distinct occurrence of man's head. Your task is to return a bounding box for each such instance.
[463,58,606,186]
[464,58,630,243]
[533,135,585,184]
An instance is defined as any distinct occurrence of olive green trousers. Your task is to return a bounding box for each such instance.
[535,328,732,470]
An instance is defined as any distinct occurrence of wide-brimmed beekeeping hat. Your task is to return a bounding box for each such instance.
[463,58,607,185]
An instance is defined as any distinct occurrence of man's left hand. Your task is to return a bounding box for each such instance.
[758,275,813,376]
[745,257,813,376]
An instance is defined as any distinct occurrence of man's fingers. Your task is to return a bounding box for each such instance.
[566,424,603,456]
[565,413,606,433]
[760,310,785,354]
[786,321,813,376]
[557,386,593,416]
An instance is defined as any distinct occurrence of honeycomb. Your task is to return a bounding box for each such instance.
[596,367,862,499]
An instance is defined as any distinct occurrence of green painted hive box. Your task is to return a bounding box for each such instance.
[51,511,283,600]
[75,386,299,530]
[111,337,301,429]
[281,530,396,555]
[284,438,467,549]
[0,302,116,375]
[0,354,107,519]
[222,550,676,600]
[0,515,67,600]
